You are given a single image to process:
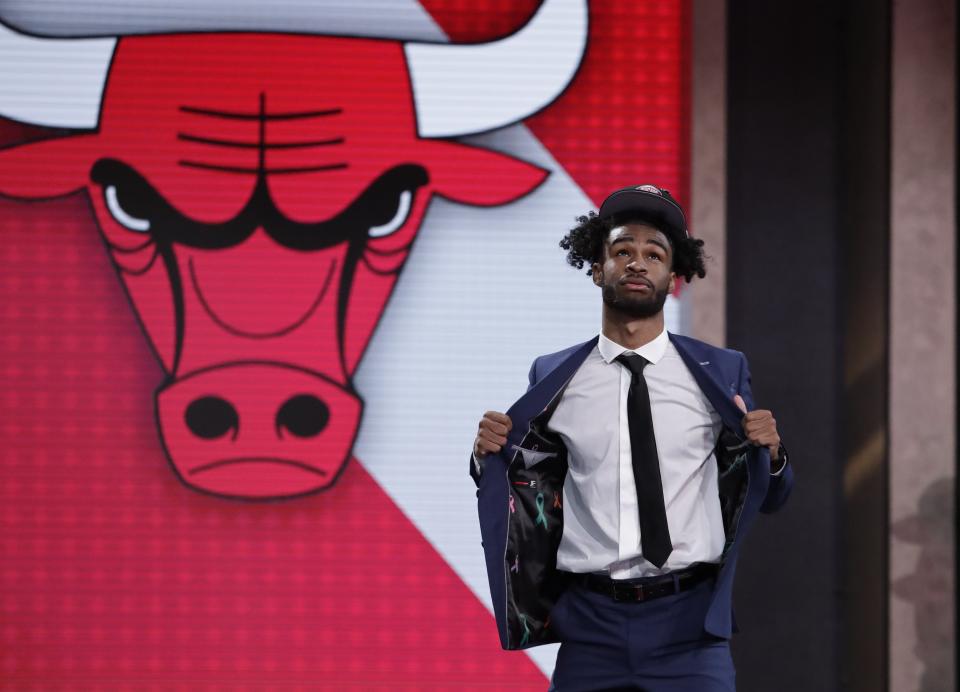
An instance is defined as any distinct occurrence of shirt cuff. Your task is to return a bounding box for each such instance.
[769,445,788,476]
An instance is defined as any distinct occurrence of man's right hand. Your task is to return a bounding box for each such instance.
[473,411,513,459]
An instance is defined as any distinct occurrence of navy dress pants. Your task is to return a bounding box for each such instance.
[547,579,735,692]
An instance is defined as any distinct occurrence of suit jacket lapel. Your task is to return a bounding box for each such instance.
[505,334,747,444]
[505,337,598,447]
[669,334,746,438]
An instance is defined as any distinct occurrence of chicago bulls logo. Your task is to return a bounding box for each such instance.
[0,0,587,500]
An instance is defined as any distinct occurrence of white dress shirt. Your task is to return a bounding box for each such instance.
[550,329,726,579]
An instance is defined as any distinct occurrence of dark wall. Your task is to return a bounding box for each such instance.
[726,0,843,683]
[726,1,890,690]
[836,0,890,689]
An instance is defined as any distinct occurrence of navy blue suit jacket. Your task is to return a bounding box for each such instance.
[472,333,793,650]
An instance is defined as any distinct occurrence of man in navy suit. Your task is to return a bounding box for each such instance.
[470,185,793,691]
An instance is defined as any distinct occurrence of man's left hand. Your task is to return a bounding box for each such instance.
[733,394,780,460]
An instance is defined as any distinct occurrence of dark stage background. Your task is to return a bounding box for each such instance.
[727,1,890,690]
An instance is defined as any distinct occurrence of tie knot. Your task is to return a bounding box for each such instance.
[616,352,649,378]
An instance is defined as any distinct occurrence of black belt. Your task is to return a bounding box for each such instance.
[569,562,719,603]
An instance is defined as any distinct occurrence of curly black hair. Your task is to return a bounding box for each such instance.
[559,211,707,282]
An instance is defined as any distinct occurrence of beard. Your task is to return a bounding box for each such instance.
[601,280,669,318]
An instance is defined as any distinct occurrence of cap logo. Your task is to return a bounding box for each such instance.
[635,184,661,195]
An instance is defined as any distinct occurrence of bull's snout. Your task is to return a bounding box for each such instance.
[156,363,361,499]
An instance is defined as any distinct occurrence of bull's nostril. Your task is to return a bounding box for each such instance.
[184,396,239,440]
[276,394,329,438]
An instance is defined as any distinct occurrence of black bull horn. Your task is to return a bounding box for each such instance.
[0,0,588,137]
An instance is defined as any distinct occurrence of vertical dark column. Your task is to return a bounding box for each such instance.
[726,1,890,690]
[837,1,890,690]
[726,0,843,685]
[728,1,892,689]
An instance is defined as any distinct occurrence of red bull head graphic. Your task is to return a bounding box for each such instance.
[0,0,587,500]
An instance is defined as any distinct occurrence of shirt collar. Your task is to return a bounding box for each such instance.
[598,328,670,365]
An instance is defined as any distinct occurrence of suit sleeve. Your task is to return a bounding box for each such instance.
[469,356,541,487]
[737,352,794,514]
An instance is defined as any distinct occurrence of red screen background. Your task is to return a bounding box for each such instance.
[0,2,689,687]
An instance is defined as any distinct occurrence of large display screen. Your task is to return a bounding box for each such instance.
[0,0,689,686]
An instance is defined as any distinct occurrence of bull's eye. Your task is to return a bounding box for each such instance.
[105,184,151,232]
[368,190,413,238]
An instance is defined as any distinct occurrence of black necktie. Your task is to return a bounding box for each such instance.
[616,353,672,568]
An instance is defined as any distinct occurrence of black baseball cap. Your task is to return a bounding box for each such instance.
[597,184,689,245]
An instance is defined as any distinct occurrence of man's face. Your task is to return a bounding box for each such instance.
[592,222,676,318]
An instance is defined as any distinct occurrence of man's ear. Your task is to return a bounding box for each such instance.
[668,273,676,293]
[592,263,603,286]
